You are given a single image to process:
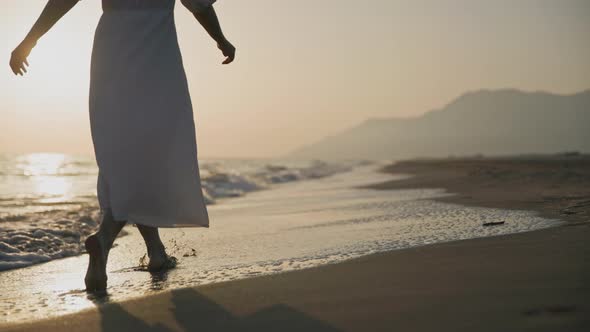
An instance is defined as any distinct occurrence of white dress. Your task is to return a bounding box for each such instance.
[89,0,215,227]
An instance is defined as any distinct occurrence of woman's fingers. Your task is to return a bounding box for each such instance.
[14,63,22,76]
[218,40,235,65]
[12,61,24,75]
[222,48,235,65]
[10,40,36,76]
[10,60,20,75]
[10,55,28,76]
[9,56,16,74]
[222,55,234,65]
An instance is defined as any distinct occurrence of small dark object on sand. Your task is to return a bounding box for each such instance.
[483,221,505,227]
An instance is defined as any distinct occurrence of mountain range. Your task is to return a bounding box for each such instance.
[288,89,590,160]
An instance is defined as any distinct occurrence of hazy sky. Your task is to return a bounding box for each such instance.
[1,0,589,158]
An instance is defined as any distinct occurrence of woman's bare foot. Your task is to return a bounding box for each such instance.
[84,233,108,292]
[147,250,177,272]
[136,224,176,272]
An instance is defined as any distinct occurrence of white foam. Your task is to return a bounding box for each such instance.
[200,160,357,202]
[0,208,100,271]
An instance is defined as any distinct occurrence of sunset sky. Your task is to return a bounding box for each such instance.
[1,0,589,158]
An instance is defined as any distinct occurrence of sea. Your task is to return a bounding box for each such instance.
[0,153,561,322]
[0,153,359,271]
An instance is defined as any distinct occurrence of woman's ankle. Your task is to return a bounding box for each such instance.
[97,213,126,248]
[147,242,167,258]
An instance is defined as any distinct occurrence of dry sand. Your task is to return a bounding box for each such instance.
[4,155,589,332]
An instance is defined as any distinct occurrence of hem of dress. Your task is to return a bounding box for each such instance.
[103,8,173,13]
[131,222,209,229]
[128,218,210,228]
[103,209,209,228]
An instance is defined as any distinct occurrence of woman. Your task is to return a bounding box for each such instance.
[9,0,235,292]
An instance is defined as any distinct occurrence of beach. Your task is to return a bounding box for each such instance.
[368,154,590,224]
[2,156,589,331]
[4,224,588,332]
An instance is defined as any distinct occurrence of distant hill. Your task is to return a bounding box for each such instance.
[288,89,590,160]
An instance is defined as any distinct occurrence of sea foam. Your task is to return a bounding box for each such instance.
[0,207,101,271]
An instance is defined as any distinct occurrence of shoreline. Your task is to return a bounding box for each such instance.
[5,224,588,331]
[367,155,590,225]
[3,156,589,331]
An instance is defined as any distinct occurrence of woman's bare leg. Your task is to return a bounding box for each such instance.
[84,209,126,292]
[136,224,170,272]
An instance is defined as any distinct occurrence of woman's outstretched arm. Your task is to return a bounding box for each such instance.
[181,0,236,64]
[10,0,79,76]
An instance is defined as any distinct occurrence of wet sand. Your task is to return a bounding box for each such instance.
[4,156,590,332]
[368,154,590,224]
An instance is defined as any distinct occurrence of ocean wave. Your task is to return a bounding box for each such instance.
[7,172,99,177]
[200,160,357,203]
[0,207,100,271]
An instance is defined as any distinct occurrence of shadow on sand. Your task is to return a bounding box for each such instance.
[97,287,341,332]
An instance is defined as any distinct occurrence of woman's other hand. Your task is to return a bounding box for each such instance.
[217,39,235,65]
[10,40,35,76]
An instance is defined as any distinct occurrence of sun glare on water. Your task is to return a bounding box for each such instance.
[17,153,72,199]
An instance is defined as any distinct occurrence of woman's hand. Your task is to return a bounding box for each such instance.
[10,40,35,76]
[186,4,234,65]
[217,39,235,65]
[9,0,78,76]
